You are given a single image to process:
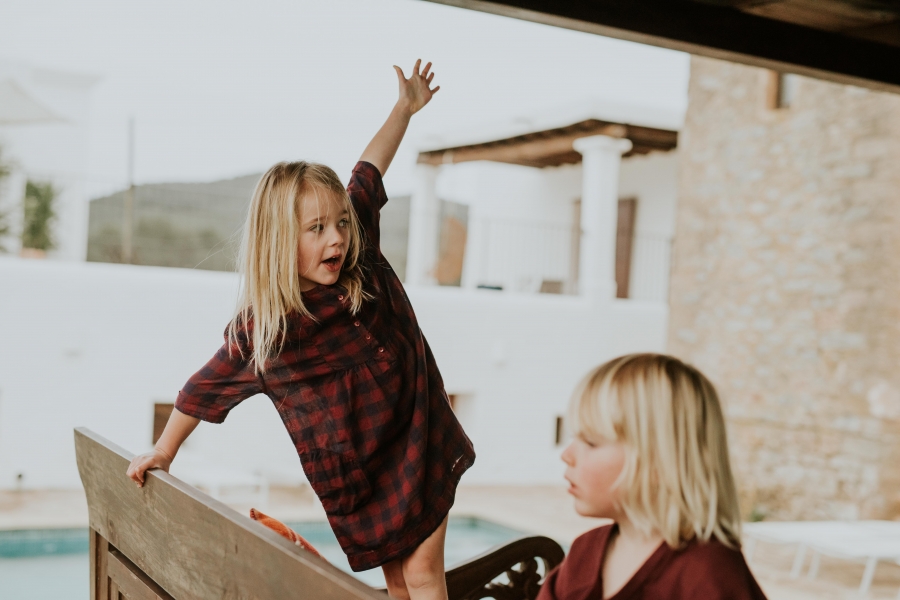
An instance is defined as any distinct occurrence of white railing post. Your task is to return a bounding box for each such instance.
[461,207,485,290]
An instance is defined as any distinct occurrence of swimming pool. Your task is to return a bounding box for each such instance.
[0,517,524,598]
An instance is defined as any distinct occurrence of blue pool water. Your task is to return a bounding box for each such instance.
[0,517,523,598]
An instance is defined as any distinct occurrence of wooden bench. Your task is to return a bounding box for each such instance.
[75,427,564,599]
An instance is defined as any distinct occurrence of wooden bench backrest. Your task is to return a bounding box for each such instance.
[75,427,385,600]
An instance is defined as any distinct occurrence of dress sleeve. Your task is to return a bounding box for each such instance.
[174,328,264,424]
[347,161,388,254]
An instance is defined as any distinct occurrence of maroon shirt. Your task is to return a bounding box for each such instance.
[537,525,767,600]
[175,161,475,571]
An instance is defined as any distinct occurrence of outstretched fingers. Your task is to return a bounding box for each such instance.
[421,61,432,79]
[413,58,422,76]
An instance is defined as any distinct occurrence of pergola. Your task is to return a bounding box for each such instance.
[407,115,679,298]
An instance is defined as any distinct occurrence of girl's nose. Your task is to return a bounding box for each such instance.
[561,442,575,466]
[327,226,344,246]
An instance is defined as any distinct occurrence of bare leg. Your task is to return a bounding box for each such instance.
[382,558,410,600]
[401,515,449,600]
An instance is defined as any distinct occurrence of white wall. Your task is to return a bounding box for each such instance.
[0,257,667,490]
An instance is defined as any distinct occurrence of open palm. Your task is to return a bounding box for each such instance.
[394,59,439,115]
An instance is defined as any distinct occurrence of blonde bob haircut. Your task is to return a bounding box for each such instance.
[229,161,368,372]
[570,353,742,549]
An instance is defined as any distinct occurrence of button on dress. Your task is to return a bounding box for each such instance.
[175,161,476,571]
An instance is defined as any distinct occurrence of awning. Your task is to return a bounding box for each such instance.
[0,79,62,125]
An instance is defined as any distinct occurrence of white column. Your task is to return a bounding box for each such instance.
[572,135,632,300]
[405,163,441,286]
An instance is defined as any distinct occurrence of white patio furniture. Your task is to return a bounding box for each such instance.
[744,521,900,597]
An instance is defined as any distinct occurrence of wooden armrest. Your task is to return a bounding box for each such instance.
[445,535,565,600]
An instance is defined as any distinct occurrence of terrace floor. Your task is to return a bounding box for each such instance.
[3,486,900,599]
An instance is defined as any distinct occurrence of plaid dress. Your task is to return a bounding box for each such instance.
[175,161,475,571]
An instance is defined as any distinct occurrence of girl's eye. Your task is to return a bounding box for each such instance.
[310,224,324,232]
[577,433,597,448]
[338,219,348,228]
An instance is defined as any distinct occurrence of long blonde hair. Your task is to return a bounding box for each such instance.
[570,353,742,548]
[229,161,368,372]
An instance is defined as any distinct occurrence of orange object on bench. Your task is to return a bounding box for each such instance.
[250,508,324,560]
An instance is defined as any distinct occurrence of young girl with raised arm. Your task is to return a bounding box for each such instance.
[126,60,475,600]
[538,354,767,600]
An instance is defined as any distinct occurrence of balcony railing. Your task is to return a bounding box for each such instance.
[463,217,671,303]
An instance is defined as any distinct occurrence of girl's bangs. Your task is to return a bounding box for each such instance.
[570,366,623,444]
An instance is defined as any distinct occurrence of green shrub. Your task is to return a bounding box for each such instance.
[22,180,57,251]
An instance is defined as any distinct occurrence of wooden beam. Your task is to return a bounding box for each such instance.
[74,427,384,600]
[419,125,622,167]
[418,121,677,168]
[421,0,900,94]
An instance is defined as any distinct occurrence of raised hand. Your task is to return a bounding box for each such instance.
[393,59,440,116]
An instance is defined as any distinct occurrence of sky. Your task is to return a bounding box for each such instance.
[0,0,689,197]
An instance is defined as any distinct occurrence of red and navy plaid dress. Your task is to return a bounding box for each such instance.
[175,161,476,571]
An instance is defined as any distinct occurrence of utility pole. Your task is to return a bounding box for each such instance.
[122,117,135,263]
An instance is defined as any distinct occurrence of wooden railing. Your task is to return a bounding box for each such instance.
[75,428,564,599]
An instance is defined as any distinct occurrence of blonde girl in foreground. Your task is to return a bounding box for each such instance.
[127,60,475,600]
[538,354,767,600]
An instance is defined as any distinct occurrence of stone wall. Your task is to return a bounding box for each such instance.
[669,56,900,520]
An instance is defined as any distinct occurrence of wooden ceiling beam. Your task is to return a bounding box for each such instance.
[421,0,900,93]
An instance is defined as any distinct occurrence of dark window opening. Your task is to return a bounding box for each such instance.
[615,197,637,298]
[153,403,174,444]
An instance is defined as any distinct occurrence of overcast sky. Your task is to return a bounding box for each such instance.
[0,0,689,196]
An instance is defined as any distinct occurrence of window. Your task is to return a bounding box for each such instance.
[555,415,565,446]
[767,71,798,109]
[153,403,174,444]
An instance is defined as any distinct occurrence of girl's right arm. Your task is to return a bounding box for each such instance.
[126,407,200,487]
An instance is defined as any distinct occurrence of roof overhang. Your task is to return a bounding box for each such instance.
[418,119,678,168]
[422,0,900,94]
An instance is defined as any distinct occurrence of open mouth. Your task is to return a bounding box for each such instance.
[322,255,342,272]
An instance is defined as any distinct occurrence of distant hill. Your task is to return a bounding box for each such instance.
[87,174,260,271]
[87,175,412,278]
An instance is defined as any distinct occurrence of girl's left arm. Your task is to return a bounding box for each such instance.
[360,59,440,176]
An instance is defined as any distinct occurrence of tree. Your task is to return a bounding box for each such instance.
[22,180,57,251]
